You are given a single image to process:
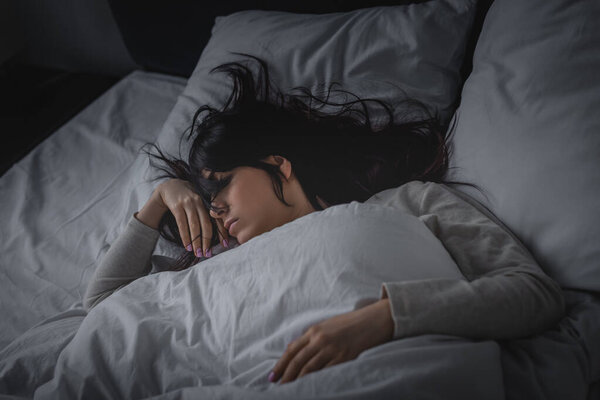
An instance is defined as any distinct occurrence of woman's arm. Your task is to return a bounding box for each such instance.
[271,180,565,384]
[83,192,166,310]
[375,181,566,340]
[270,297,394,384]
[83,178,231,310]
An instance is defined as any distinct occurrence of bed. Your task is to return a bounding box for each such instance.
[1,0,599,399]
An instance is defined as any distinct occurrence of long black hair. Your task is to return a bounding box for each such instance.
[142,52,481,270]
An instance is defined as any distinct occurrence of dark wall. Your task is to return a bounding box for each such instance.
[107,0,426,78]
[108,0,495,79]
[7,0,139,77]
[4,0,495,80]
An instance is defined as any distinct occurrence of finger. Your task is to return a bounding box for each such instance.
[172,206,192,252]
[196,203,214,257]
[279,340,320,384]
[271,336,309,383]
[324,356,344,369]
[214,217,230,247]
[297,350,332,379]
[186,206,207,258]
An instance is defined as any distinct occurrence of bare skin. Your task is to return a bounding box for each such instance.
[270,295,393,384]
[136,155,319,256]
[135,154,393,384]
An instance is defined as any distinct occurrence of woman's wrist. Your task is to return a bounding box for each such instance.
[360,298,394,346]
[374,297,394,342]
[136,190,168,230]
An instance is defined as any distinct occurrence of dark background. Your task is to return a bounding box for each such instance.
[0,0,493,177]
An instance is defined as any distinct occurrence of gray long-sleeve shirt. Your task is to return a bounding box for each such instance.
[84,180,565,340]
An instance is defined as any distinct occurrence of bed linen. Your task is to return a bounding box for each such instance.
[447,0,600,293]
[5,202,504,399]
[444,0,600,396]
[2,193,597,399]
[152,0,478,164]
[0,70,187,350]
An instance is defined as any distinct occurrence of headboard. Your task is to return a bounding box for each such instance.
[106,0,494,79]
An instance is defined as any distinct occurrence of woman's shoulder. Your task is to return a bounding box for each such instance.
[363,180,432,215]
[363,180,477,216]
[365,180,442,203]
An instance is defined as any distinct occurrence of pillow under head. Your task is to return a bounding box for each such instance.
[152,1,478,159]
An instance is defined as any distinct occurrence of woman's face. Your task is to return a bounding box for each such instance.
[203,156,317,244]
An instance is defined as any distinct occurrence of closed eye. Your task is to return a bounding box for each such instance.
[203,173,232,210]
[213,177,231,194]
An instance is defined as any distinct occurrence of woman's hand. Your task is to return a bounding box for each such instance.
[137,178,230,257]
[269,298,394,384]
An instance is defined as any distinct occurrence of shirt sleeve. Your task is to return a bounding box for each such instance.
[366,181,565,340]
[83,212,160,310]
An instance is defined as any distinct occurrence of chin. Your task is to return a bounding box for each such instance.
[232,230,246,244]
[234,228,259,245]
[233,234,244,244]
[235,232,252,244]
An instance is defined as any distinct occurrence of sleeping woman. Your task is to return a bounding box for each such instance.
[83,53,565,385]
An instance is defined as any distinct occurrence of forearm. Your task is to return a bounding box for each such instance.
[371,181,565,340]
[136,189,169,229]
[358,297,394,346]
[83,212,161,310]
[381,271,565,340]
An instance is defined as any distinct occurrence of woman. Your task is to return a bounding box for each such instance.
[84,53,564,385]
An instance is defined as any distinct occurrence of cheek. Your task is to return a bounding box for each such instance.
[231,179,278,226]
[234,175,273,207]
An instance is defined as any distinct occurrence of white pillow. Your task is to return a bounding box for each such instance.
[447,0,600,292]
[151,1,478,160]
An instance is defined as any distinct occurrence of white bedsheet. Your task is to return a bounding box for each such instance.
[0,70,187,350]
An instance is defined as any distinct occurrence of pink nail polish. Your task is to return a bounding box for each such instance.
[205,248,212,258]
[223,239,229,248]
[268,371,275,382]
[186,244,192,252]
[196,248,202,258]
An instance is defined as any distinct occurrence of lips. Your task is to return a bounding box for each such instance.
[225,218,239,232]
[228,220,240,234]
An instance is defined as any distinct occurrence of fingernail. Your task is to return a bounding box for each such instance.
[222,239,229,248]
[268,371,275,382]
[186,244,192,252]
[196,248,203,258]
[205,248,212,258]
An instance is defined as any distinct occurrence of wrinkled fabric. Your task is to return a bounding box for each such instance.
[31,202,503,399]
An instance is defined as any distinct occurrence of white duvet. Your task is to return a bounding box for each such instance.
[7,201,505,399]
